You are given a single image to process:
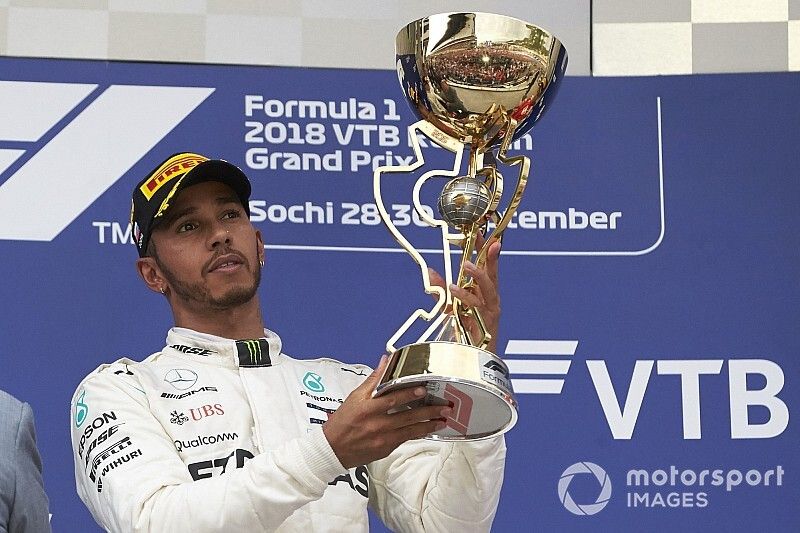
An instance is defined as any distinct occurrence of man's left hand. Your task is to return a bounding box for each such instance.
[429,236,501,353]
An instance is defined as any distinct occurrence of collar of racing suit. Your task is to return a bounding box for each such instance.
[163,327,284,368]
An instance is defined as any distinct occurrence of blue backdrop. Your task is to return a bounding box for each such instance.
[0,57,796,531]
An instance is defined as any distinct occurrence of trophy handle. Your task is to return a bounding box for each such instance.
[474,118,530,270]
[373,120,465,353]
[452,118,530,351]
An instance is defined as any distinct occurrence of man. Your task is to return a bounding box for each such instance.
[70,152,505,532]
[0,389,51,532]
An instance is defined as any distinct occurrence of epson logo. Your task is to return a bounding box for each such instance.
[161,386,218,400]
[506,340,789,440]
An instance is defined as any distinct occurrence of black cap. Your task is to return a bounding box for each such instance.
[130,152,251,257]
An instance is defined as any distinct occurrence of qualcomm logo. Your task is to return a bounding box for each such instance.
[0,80,214,241]
[558,462,612,516]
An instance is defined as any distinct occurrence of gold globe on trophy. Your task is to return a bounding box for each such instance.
[373,12,567,440]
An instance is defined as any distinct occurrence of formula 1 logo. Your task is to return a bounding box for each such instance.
[0,80,214,241]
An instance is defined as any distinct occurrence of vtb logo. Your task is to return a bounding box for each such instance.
[505,340,789,440]
[0,80,214,241]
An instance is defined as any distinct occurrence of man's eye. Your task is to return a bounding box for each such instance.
[177,222,198,233]
[223,210,241,220]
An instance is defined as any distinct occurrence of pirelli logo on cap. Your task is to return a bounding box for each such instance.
[236,339,272,368]
[140,153,208,200]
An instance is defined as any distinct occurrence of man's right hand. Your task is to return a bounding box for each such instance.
[322,355,451,469]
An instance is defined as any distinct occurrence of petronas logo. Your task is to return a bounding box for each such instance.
[303,372,325,393]
[74,390,88,428]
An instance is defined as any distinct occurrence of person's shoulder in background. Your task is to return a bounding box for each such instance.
[0,389,52,533]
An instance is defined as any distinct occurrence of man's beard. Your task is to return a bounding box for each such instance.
[156,254,261,311]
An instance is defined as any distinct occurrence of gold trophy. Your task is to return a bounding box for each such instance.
[373,12,567,440]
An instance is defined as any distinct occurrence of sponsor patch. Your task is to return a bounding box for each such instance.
[74,389,88,428]
[170,344,216,356]
[164,368,199,390]
[161,386,218,400]
[303,371,325,392]
[188,448,254,480]
[139,153,207,200]
[170,410,189,425]
[236,339,271,368]
[174,432,239,452]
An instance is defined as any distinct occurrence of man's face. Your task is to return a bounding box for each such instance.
[147,180,263,311]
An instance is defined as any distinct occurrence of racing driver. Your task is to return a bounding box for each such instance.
[70,152,506,532]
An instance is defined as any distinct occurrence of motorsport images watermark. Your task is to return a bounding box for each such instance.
[558,462,785,514]
[558,462,612,516]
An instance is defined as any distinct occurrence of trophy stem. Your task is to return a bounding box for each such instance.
[453,228,477,346]
[467,146,480,178]
[449,223,495,350]
[474,119,528,270]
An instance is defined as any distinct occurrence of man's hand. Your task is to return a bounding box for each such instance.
[322,356,451,469]
[429,236,502,353]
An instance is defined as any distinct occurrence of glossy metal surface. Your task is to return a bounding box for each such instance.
[375,341,518,440]
[396,12,568,150]
[374,13,566,440]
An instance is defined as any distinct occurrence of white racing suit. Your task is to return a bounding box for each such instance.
[70,328,506,532]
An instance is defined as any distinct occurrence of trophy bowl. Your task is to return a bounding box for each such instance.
[374,12,567,441]
[395,12,567,151]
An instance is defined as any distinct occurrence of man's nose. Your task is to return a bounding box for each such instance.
[209,223,231,248]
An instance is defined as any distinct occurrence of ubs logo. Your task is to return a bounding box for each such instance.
[190,403,224,421]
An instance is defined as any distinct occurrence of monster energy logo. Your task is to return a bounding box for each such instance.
[243,340,261,364]
[236,339,271,368]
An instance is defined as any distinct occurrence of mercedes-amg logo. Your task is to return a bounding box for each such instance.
[164,368,198,390]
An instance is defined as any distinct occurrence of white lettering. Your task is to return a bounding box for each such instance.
[587,360,653,439]
[93,221,110,243]
[729,359,788,439]
[657,360,723,439]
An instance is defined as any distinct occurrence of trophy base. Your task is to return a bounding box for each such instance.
[374,341,518,441]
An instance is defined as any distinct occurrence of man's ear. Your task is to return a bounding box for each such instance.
[255,230,265,266]
[136,257,167,295]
